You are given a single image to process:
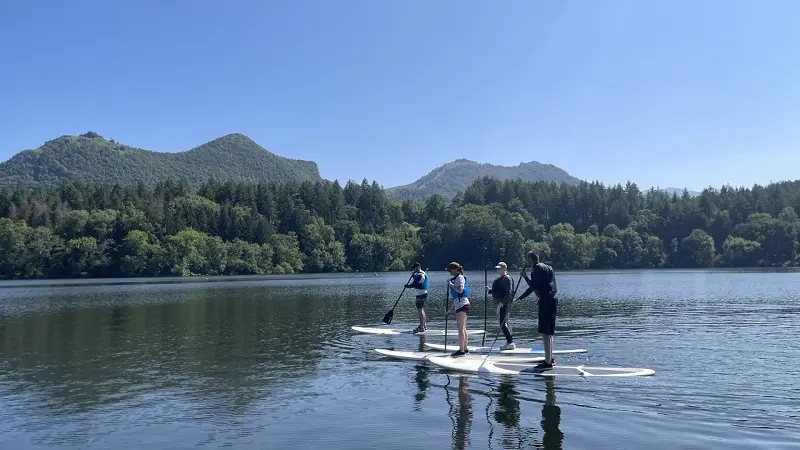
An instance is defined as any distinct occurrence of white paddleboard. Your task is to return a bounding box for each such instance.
[351,326,486,336]
[426,356,655,377]
[423,342,587,355]
[374,348,544,363]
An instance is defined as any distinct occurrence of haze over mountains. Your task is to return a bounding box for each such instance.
[0,132,698,198]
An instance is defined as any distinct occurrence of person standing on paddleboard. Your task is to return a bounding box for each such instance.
[446,261,470,357]
[405,262,429,333]
[517,251,558,370]
[486,261,515,350]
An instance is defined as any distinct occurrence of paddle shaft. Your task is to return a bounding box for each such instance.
[482,246,488,346]
[390,274,415,310]
[444,280,449,352]
[381,273,415,324]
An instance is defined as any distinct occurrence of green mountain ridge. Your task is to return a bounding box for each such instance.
[0,132,321,187]
[1,132,703,199]
[385,158,581,201]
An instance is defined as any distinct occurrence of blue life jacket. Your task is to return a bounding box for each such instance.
[412,271,428,290]
[449,275,469,298]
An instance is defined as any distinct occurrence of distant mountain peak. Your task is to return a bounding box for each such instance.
[660,186,701,197]
[79,131,104,139]
[386,158,581,201]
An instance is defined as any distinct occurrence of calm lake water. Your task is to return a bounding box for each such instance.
[0,269,798,450]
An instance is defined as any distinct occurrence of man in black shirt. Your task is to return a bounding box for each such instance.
[517,251,558,370]
[486,261,515,350]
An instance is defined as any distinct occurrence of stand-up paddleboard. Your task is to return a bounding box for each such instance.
[423,342,587,355]
[426,356,655,377]
[351,326,486,336]
[374,348,544,363]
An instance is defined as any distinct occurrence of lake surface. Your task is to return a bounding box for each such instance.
[0,269,798,449]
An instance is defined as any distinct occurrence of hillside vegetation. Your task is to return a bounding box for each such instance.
[2,174,800,280]
[386,158,580,201]
[0,132,321,187]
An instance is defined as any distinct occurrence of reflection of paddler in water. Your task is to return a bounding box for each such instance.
[413,336,430,407]
[494,379,520,427]
[493,378,522,449]
[540,380,563,449]
[488,378,563,450]
[444,375,473,450]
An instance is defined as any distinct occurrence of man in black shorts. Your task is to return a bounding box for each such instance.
[517,251,558,370]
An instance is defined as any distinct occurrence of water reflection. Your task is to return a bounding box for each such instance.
[494,379,522,448]
[413,363,431,408]
[485,377,563,449]
[445,375,473,450]
[0,288,341,416]
[3,271,794,449]
[541,381,564,450]
[413,335,431,408]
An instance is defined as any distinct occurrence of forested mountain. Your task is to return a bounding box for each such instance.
[0,132,321,188]
[2,174,800,280]
[385,159,580,201]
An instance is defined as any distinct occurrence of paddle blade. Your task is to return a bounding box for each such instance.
[382,309,394,324]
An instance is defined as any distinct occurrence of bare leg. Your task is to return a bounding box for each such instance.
[418,307,427,330]
[456,311,467,351]
[542,334,553,363]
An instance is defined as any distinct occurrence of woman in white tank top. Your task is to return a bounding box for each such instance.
[446,261,470,357]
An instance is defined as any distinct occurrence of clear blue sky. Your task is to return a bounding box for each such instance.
[1,0,799,191]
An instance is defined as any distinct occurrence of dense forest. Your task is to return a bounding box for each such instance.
[1,175,800,279]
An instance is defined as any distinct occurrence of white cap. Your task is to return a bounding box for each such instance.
[495,262,507,269]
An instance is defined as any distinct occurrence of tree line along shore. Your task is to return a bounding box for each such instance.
[1,176,799,279]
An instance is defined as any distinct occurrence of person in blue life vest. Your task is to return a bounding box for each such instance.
[446,261,470,357]
[516,251,558,370]
[404,262,429,333]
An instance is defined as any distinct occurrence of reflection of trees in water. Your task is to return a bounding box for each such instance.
[0,286,344,415]
[445,375,473,450]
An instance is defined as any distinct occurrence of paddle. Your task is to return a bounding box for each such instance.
[444,280,449,352]
[477,264,527,369]
[382,273,415,325]
[482,246,488,346]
